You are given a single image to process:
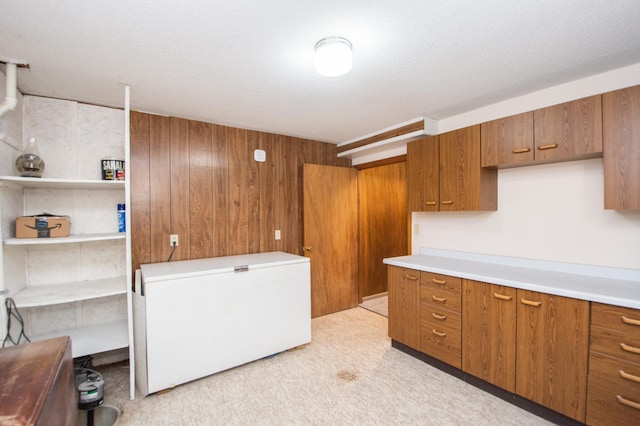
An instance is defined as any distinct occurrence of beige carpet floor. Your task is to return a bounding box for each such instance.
[359,293,388,317]
[95,307,551,425]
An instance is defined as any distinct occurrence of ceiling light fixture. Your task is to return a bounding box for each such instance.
[315,37,352,77]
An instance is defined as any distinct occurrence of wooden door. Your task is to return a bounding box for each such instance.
[358,162,408,299]
[516,289,590,422]
[407,136,439,212]
[462,280,517,392]
[534,94,603,162]
[303,163,358,317]
[388,266,420,350]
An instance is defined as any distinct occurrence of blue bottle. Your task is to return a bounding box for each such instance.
[117,204,126,232]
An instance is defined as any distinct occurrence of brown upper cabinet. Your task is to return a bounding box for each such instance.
[481,95,603,168]
[603,85,640,210]
[408,125,497,212]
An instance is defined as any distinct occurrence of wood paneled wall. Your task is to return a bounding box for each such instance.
[358,162,408,299]
[130,111,351,271]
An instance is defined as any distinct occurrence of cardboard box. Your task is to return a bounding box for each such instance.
[16,215,70,238]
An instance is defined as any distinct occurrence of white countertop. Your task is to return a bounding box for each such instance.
[384,248,640,309]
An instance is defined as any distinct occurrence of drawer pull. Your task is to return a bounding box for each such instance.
[620,342,640,355]
[425,201,437,206]
[616,395,640,410]
[622,316,640,326]
[619,370,640,384]
[493,293,513,301]
[432,295,446,303]
[537,143,558,150]
[441,200,454,205]
[520,298,542,307]
[432,329,447,337]
[512,148,531,154]
[432,278,446,285]
[405,274,419,281]
[432,313,447,320]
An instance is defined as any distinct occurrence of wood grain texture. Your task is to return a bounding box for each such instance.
[515,290,589,422]
[189,120,214,259]
[481,111,534,167]
[462,280,517,392]
[0,337,75,426]
[337,120,424,154]
[358,162,407,299]
[534,94,603,163]
[407,136,439,212]
[603,85,640,210]
[149,114,171,263]
[439,125,497,211]
[130,113,351,272]
[130,111,151,274]
[388,266,420,350]
[354,154,407,170]
[303,163,358,317]
[170,117,190,261]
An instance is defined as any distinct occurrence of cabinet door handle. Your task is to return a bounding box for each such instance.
[404,274,419,281]
[432,278,446,285]
[432,329,447,337]
[493,293,512,301]
[440,200,454,205]
[622,316,640,326]
[432,295,446,303]
[620,342,640,355]
[537,143,558,151]
[619,370,640,384]
[425,201,437,206]
[520,298,542,307]
[616,395,640,410]
[432,313,447,320]
[512,148,531,154]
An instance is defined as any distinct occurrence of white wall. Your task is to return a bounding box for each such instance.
[412,63,640,269]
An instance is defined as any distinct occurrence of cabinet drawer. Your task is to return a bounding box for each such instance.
[420,311,461,369]
[420,273,461,313]
[591,325,640,365]
[420,272,461,294]
[421,302,461,333]
[589,351,640,394]
[587,354,640,426]
[592,302,640,336]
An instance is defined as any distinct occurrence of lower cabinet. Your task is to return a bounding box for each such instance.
[587,302,640,425]
[388,266,420,350]
[462,280,516,392]
[515,289,589,422]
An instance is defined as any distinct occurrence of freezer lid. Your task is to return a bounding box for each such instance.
[140,251,309,283]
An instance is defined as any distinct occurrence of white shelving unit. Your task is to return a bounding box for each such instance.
[0,175,129,359]
[0,91,135,399]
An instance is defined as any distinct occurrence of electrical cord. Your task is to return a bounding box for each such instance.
[3,297,31,347]
[167,241,177,262]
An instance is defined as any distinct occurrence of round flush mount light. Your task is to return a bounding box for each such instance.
[315,36,352,77]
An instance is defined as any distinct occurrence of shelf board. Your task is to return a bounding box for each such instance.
[0,175,125,190]
[3,232,125,246]
[12,276,127,308]
[30,321,129,358]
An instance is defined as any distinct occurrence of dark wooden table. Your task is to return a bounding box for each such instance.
[0,336,76,425]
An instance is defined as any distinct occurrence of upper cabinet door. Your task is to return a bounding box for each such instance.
[603,85,640,210]
[533,94,603,162]
[440,125,496,211]
[481,111,534,167]
[407,136,439,212]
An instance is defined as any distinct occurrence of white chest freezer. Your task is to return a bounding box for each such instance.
[133,251,311,396]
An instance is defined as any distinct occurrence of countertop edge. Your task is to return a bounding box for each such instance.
[384,252,640,310]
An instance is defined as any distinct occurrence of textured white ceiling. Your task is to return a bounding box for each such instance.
[1,1,640,144]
